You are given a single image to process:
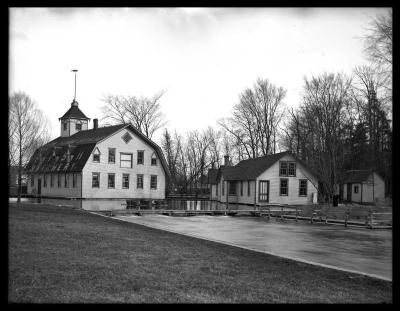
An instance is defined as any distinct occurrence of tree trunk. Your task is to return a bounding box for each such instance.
[17,137,22,203]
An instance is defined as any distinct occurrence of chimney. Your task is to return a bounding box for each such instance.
[224,155,230,166]
[93,118,98,130]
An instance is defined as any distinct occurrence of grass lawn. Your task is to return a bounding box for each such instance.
[8,203,392,303]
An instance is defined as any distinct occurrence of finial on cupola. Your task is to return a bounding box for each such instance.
[71,69,78,107]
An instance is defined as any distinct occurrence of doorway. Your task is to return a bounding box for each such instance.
[37,178,41,196]
[259,180,270,203]
[346,183,352,202]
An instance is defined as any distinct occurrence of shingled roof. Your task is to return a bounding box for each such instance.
[59,103,90,120]
[25,123,170,181]
[207,168,219,184]
[341,170,377,184]
[221,152,291,181]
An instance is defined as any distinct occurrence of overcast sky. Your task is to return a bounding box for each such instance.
[9,7,389,144]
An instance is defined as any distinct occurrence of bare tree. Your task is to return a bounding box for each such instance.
[101,91,167,139]
[299,73,353,204]
[205,126,222,168]
[9,92,50,202]
[161,128,182,192]
[363,11,392,69]
[184,130,213,192]
[219,78,286,159]
[362,11,392,102]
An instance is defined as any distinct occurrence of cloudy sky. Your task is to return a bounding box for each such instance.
[9,7,389,144]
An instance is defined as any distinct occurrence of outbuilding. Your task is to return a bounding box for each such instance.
[338,170,385,203]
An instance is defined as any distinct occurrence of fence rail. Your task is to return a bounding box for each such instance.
[111,199,393,230]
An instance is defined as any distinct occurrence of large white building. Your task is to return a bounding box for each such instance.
[208,152,319,207]
[25,99,170,202]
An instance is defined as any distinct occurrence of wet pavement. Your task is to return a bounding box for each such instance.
[114,215,392,281]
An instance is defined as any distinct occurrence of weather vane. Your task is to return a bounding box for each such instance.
[72,69,78,101]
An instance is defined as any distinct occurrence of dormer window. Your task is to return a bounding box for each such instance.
[63,122,67,131]
[151,153,157,166]
[280,161,296,177]
[75,123,82,131]
[93,147,100,162]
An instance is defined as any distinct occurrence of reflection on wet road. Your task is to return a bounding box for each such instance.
[115,215,392,280]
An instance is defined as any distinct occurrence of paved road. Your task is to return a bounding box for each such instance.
[114,215,392,281]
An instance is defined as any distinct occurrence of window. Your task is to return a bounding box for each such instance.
[137,151,144,165]
[354,185,359,194]
[31,175,34,187]
[299,179,308,196]
[288,162,296,176]
[259,180,269,202]
[43,175,47,188]
[108,148,116,164]
[280,179,288,196]
[151,157,157,166]
[248,181,251,196]
[75,123,82,131]
[240,181,243,196]
[108,173,115,188]
[150,175,157,189]
[122,132,132,144]
[93,148,100,162]
[229,181,236,195]
[216,184,218,196]
[137,174,143,189]
[279,162,288,176]
[92,172,100,188]
[222,182,225,196]
[64,174,69,188]
[63,122,67,131]
[50,174,54,188]
[280,161,296,177]
[72,173,77,188]
[57,174,61,188]
[120,153,133,168]
[122,174,129,189]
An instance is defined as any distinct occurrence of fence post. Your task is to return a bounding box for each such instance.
[369,212,373,229]
[281,206,284,220]
[311,212,314,224]
[344,212,348,228]
[295,207,298,222]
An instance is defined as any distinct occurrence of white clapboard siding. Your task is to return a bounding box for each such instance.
[216,154,318,205]
[256,154,318,205]
[82,127,166,199]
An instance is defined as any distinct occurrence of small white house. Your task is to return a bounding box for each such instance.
[208,152,318,207]
[338,170,385,203]
[25,99,170,201]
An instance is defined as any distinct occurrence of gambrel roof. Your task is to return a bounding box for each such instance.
[25,124,171,181]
